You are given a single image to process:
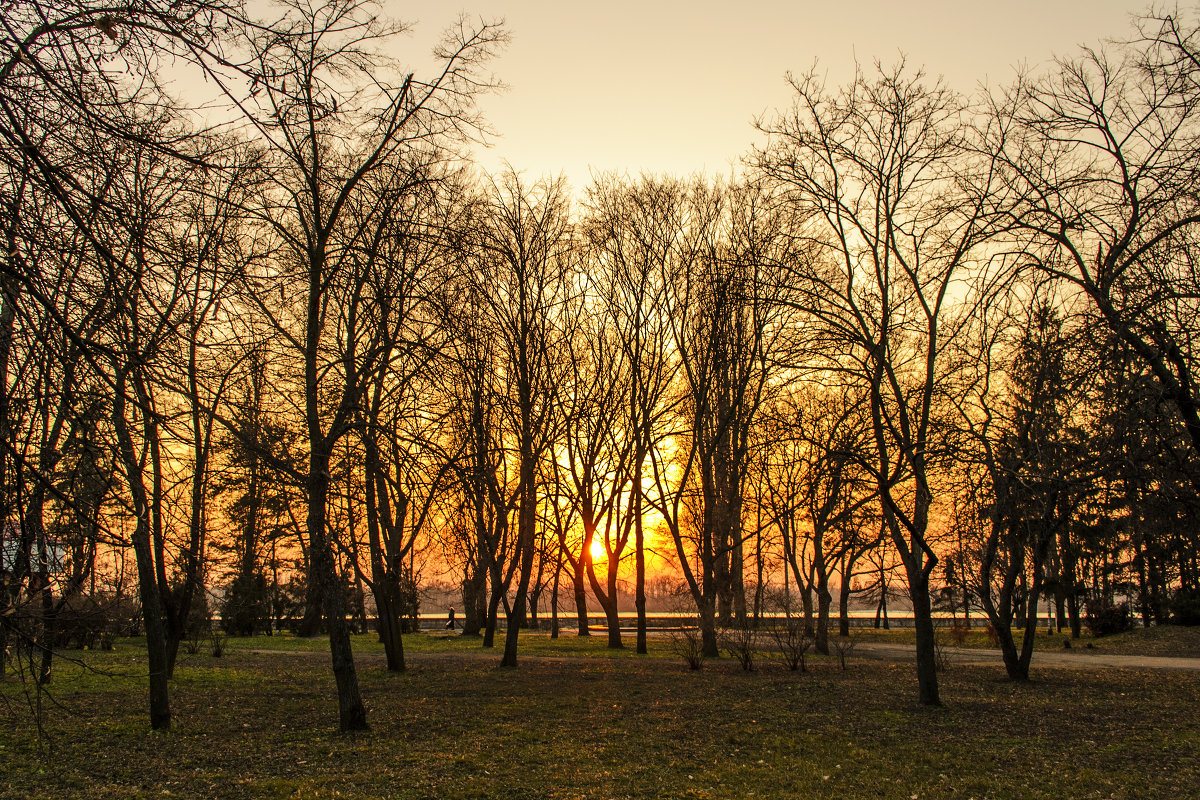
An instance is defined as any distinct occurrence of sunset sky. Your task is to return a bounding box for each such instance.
[395,1,1148,190]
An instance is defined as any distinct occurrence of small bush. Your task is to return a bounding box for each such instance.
[52,592,140,649]
[934,629,952,672]
[1170,588,1200,626]
[1085,601,1133,637]
[831,636,855,671]
[721,626,758,672]
[768,617,812,672]
[669,624,706,670]
[949,623,970,645]
[221,573,272,636]
[183,626,206,655]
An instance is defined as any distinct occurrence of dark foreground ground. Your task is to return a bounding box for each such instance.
[1,630,1198,799]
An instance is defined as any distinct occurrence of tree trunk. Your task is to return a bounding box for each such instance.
[573,555,590,636]
[698,594,719,658]
[461,568,485,637]
[483,574,503,648]
[635,491,648,655]
[838,572,852,638]
[550,548,561,640]
[308,464,368,731]
[364,437,405,671]
[113,376,170,730]
[605,564,623,649]
[36,533,53,685]
[502,457,539,667]
[815,573,831,655]
[906,557,941,706]
[800,582,815,638]
[527,589,540,630]
[994,618,1026,681]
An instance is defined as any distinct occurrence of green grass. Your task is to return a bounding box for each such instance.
[851,624,1092,651]
[851,621,1200,656]
[1075,624,1200,657]
[2,631,1198,799]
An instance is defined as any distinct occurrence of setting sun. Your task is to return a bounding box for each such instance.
[589,538,607,563]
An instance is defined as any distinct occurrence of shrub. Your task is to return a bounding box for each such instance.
[720,626,758,672]
[181,589,214,654]
[768,617,812,672]
[934,629,952,672]
[1085,600,1133,637]
[221,573,271,636]
[831,636,856,671]
[669,623,706,670]
[1170,588,1200,626]
[396,567,421,634]
[52,592,140,649]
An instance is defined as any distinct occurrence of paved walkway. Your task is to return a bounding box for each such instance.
[853,641,1200,671]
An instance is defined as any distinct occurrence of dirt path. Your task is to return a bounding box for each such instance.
[853,641,1200,671]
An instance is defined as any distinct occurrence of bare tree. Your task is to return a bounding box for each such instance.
[558,303,633,648]
[759,384,876,654]
[469,171,576,667]
[585,174,683,653]
[648,179,793,657]
[756,61,998,706]
[952,286,1091,680]
[346,162,468,671]
[985,13,1200,478]
[0,0,257,728]
[233,0,503,729]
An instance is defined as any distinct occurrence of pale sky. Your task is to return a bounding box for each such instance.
[391,1,1149,191]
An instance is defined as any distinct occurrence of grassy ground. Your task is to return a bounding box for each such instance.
[852,621,1200,657]
[2,631,1198,799]
[1073,624,1200,657]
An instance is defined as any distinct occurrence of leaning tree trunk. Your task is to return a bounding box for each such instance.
[483,560,505,648]
[586,532,624,649]
[502,460,539,667]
